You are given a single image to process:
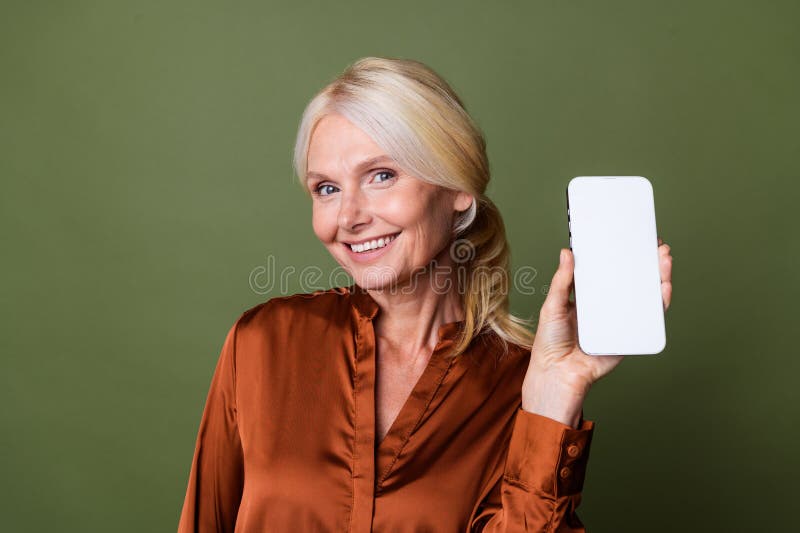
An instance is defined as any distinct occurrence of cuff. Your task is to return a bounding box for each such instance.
[503,406,595,498]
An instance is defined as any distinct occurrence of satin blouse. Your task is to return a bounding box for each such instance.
[178,284,595,532]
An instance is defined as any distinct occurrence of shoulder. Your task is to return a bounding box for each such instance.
[469,331,532,389]
[476,331,531,365]
[230,286,353,345]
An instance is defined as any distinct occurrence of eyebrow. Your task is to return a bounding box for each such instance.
[305,155,395,183]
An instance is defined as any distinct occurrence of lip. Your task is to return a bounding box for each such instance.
[342,232,400,263]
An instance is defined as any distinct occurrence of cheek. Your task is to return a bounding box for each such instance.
[385,190,448,236]
[381,189,432,227]
[402,209,451,256]
[311,205,337,243]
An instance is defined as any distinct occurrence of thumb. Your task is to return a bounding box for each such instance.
[542,248,574,316]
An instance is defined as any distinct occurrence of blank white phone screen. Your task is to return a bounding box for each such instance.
[567,176,666,355]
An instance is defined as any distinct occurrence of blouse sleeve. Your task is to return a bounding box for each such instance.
[177,320,244,533]
[468,407,595,532]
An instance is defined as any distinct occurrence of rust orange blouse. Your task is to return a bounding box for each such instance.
[178,284,595,532]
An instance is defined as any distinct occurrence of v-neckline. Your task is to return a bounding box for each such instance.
[348,284,465,492]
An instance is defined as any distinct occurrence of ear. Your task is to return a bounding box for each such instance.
[453,191,474,212]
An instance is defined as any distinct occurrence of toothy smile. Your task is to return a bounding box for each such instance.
[345,232,400,253]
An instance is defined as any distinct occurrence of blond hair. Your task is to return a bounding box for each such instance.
[292,56,536,359]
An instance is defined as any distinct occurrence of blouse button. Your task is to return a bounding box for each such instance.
[559,466,571,479]
[567,444,581,458]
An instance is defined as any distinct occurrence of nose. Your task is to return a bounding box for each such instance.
[338,188,371,232]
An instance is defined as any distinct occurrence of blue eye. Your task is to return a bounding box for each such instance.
[315,184,339,196]
[374,170,395,183]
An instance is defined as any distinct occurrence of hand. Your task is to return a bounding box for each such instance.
[520,238,673,427]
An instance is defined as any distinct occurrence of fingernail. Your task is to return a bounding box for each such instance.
[559,249,565,266]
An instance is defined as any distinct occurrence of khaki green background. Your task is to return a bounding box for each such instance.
[2,1,797,531]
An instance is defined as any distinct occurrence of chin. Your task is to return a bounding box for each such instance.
[349,267,400,291]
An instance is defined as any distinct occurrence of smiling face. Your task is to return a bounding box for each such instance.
[305,113,473,291]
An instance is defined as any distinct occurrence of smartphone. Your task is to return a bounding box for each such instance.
[566,176,666,355]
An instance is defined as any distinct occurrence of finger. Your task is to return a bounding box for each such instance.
[658,237,663,246]
[662,280,672,311]
[660,253,672,283]
[542,248,574,316]
[659,242,671,256]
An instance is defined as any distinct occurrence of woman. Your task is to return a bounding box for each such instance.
[178,57,673,532]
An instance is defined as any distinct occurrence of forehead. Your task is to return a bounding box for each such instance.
[307,114,386,171]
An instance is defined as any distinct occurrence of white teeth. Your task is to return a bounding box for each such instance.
[349,233,397,253]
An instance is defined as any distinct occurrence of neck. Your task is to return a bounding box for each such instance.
[368,245,466,358]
